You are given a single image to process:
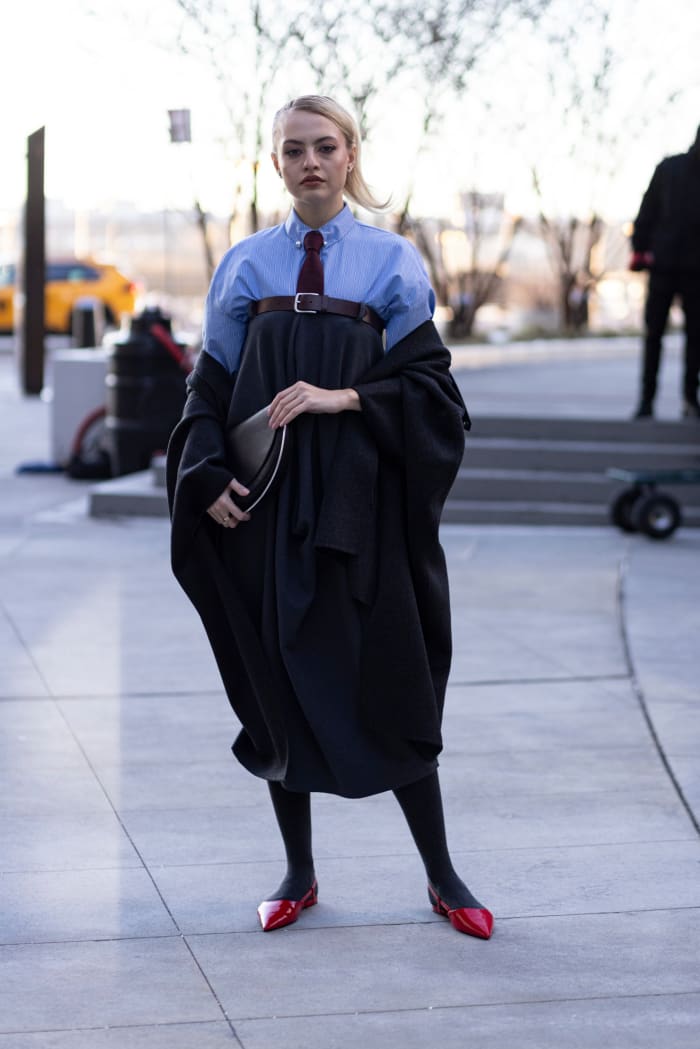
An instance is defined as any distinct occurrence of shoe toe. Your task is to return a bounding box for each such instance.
[257,898,297,931]
[257,881,318,931]
[449,906,494,939]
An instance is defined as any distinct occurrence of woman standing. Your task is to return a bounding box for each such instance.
[167,95,493,939]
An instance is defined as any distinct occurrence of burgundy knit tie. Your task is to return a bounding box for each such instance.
[296,231,324,294]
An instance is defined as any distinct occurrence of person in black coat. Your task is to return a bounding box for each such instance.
[166,96,494,939]
[630,125,700,418]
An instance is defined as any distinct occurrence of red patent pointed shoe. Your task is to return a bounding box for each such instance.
[428,884,494,940]
[257,880,318,932]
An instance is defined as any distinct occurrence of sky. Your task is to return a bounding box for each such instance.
[1,1,210,212]
[2,0,700,244]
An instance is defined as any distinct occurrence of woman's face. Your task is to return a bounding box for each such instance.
[272,109,356,224]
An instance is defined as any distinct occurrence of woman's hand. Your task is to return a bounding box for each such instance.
[268,382,360,428]
[206,479,251,528]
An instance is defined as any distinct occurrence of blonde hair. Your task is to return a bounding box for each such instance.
[272,95,389,212]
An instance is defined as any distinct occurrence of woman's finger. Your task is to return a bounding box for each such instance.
[268,388,299,425]
[206,481,251,527]
[269,383,330,426]
[221,495,250,525]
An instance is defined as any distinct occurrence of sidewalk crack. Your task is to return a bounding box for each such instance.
[617,554,700,838]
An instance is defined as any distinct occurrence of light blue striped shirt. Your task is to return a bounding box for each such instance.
[202,204,436,373]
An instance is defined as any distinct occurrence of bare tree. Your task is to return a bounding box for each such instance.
[192,199,217,283]
[519,0,690,331]
[291,0,552,231]
[446,192,523,337]
[531,170,604,332]
[174,0,292,239]
[171,0,551,224]
[523,4,613,329]
[370,0,550,230]
[147,0,555,297]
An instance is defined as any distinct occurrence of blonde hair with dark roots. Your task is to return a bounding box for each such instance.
[272,95,390,212]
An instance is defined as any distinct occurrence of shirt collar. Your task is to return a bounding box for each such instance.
[284,203,355,248]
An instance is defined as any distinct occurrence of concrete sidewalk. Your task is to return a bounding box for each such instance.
[0,344,699,1047]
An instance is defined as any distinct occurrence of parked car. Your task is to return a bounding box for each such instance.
[0,259,138,334]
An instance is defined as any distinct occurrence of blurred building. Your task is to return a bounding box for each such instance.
[0,198,648,336]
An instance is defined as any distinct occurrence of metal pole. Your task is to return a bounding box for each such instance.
[20,127,46,395]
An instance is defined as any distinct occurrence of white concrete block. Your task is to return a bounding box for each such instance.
[50,349,108,465]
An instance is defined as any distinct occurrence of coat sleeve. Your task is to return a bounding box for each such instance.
[347,322,468,744]
[166,351,236,570]
[353,321,469,486]
[632,162,664,254]
[315,320,467,615]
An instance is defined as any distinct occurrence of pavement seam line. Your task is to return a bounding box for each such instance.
[44,698,246,1048]
[1,832,695,877]
[4,989,700,1036]
[617,554,700,838]
[448,673,630,687]
[0,596,55,699]
[203,987,700,1024]
[0,1019,236,1038]
[6,903,700,948]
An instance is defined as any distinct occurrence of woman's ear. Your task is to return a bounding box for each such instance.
[271,151,281,177]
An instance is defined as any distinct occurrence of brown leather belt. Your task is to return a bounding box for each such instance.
[250,294,384,334]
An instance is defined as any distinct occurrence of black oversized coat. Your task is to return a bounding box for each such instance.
[166,315,469,792]
[632,142,700,272]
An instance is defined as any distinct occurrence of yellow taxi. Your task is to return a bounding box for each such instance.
[0,259,138,334]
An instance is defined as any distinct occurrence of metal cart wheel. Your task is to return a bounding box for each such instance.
[631,491,682,540]
[610,486,643,533]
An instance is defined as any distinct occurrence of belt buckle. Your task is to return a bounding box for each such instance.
[294,292,320,313]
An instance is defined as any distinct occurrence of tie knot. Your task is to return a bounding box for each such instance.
[304,231,324,253]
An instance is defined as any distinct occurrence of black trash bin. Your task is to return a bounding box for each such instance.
[105,307,188,477]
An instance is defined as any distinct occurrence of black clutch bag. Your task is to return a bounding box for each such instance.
[225,406,290,511]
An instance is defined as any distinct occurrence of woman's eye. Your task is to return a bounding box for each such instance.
[320,145,336,154]
[285,148,301,157]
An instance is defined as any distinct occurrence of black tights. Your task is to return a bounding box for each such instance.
[266,781,315,900]
[266,771,483,910]
[394,771,484,909]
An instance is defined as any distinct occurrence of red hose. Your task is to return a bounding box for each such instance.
[70,405,106,457]
[69,322,191,465]
[149,323,193,374]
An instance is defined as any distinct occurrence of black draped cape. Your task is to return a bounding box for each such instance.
[166,313,469,796]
